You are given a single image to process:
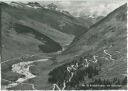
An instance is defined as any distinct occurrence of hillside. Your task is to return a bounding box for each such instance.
[1,2,88,60]
[48,3,127,90]
[1,2,127,90]
[3,2,88,36]
[76,16,93,28]
[63,3,127,56]
[76,15,104,28]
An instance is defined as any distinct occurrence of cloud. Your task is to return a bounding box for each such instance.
[56,0,127,17]
[2,0,127,17]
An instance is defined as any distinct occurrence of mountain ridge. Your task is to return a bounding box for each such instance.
[47,3,127,90]
[62,3,127,55]
[1,2,89,60]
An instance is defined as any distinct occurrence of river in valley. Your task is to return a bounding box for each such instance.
[3,58,49,90]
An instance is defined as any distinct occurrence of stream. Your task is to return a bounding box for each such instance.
[2,47,117,90]
[4,58,49,89]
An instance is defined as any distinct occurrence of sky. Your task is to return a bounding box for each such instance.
[53,0,127,17]
[1,0,127,17]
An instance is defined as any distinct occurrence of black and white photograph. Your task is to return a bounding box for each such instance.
[0,0,127,90]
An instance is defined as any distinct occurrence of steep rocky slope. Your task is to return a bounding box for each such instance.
[1,2,88,60]
[1,2,127,90]
[76,16,94,28]
[76,15,104,28]
[63,3,127,56]
[48,3,127,90]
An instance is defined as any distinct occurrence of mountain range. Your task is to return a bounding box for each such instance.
[1,2,127,90]
[48,3,127,90]
[1,2,90,61]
